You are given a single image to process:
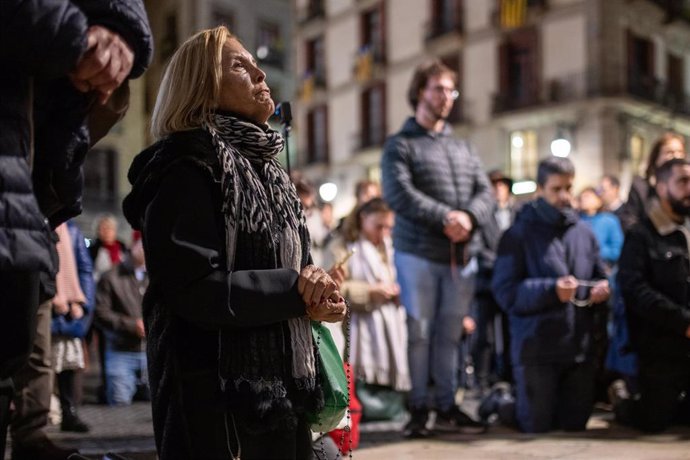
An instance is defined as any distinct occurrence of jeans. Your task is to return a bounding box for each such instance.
[513,361,595,433]
[104,349,147,406]
[395,251,476,410]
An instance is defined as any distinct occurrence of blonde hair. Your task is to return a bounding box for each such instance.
[151,26,233,140]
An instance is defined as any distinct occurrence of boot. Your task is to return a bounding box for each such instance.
[61,405,90,433]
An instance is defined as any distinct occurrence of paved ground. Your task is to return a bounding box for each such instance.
[30,402,690,459]
[5,352,690,459]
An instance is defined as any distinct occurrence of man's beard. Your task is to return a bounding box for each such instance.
[669,194,690,216]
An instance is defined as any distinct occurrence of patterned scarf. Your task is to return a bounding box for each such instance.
[203,113,316,389]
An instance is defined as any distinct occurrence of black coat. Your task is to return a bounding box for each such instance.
[123,129,313,459]
[0,0,152,274]
[617,213,690,362]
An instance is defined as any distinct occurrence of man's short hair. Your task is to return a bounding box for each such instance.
[407,60,457,110]
[537,157,575,186]
[602,174,620,188]
[656,158,690,184]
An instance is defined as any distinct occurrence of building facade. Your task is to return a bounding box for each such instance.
[80,0,295,239]
[292,0,690,215]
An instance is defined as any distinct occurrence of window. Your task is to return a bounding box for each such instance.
[305,0,325,21]
[509,130,538,181]
[626,31,656,99]
[361,4,385,63]
[497,27,539,112]
[256,21,284,68]
[361,83,386,149]
[306,35,326,86]
[630,133,646,177]
[429,0,463,38]
[667,53,684,100]
[306,106,328,164]
[83,148,118,206]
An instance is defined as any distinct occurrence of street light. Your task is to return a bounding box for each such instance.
[550,138,571,157]
[319,182,338,202]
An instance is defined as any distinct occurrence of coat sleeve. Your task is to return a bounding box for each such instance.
[601,214,624,263]
[381,137,452,231]
[1,0,88,77]
[617,227,690,337]
[491,227,561,316]
[144,161,307,331]
[74,0,153,78]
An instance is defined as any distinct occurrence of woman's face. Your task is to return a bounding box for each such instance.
[98,221,117,244]
[578,190,601,215]
[656,138,686,167]
[217,38,275,124]
[360,211,393,246]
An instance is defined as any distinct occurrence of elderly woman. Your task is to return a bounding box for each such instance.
[123,26,346,459]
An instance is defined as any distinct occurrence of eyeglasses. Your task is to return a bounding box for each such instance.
[427,85,460,101]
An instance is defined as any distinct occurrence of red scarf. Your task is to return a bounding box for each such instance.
[102,241,122,264]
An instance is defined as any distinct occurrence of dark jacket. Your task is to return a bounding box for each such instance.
[492,199,607,365]
[617,202,690,362]
[122,129,312,459]
[0,0,152,274]
[52,221,95,338]
[95,259,148,352]
[381,117,494,264]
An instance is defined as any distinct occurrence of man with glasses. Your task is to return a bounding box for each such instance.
[381,60,493,438]
[490,157,610,433]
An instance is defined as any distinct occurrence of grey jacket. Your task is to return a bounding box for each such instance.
[381,117,494,264]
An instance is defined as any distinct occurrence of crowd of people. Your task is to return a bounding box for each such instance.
[1,8,689,460]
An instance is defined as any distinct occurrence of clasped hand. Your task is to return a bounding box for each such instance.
[298,265,347,323]
[69,25,134,104]
[443,210,473,243]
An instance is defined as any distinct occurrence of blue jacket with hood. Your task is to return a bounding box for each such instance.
[492,198,607,365]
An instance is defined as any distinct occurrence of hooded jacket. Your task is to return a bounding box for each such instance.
[381,117,494,264]
[492,199,607,365]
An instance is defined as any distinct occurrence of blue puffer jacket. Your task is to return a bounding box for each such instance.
[51,221,95,339]
[492,199,607,365]
[0,0,152,273]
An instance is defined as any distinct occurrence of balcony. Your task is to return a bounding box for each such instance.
[425,18,463,41]
[491,69,690,117]
[300,0,325,24]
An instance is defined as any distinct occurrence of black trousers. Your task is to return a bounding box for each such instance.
[618,357,690,433]
[472,291,512,388]
[0,270,40,455]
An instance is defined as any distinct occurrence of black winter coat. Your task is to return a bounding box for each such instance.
[123,129,314,460]
[617,212,690,362]
[0,0,151,273]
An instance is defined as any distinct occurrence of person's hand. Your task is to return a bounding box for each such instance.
[70,303,84,320]
[54,301,69,315]
[135,318,146,338]
[590,279,610,304]
[298,265,339,307]
[327,264,346,289]
[307,296,347,323]
[69,25,134,104]
[369,283,399,305]
[556,275,578,303]
[443,210,473,243]
[462,316,476,334]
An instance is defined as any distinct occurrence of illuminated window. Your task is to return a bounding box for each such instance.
[630,133,646,176]
[509,130,538,181]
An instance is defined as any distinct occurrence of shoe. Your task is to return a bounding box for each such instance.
[61,407,90,433]
[403,407,432,439]
[478,382,512,423]
[608,379,630,407]
[435,405,487,434]
[12,436,78,460]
